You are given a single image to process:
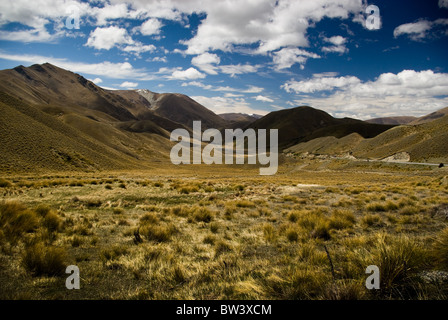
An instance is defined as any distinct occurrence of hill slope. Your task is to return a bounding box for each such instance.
[286,112,448,163]
[366,116,417,125]
[248,106,394,149]
[135,89,228,130]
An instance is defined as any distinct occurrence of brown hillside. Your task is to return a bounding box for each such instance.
[248,106,394,149]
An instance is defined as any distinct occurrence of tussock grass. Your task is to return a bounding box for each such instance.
[1,169,447,299]
[21,242,66,276]
[432,227,448,270]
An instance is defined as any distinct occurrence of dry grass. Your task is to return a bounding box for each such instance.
[0,165,447,300]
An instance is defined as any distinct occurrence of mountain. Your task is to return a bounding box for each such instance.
[0,63,138,121]
[218,113,260,129]
[366,116,417,125]
[134,89,228,130]
[0,64,181,172]
[286,110,448,163]
[410,107,448,125]
[248,106,394,149]
[0,91,171,173]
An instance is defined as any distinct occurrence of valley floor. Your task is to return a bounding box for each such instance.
[1,161,448,300]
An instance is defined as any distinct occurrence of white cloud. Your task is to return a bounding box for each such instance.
[179,0,364,55]
[322,35,348,54]
[151,56,167,62]
[191,95,269,115]
[90,77,103,84]
[219,64,260,77]
[282,69,448,119]
[120,81,139,88]
[282,75,360,93]
[394,18,448,41]
[393,20,432,40]
[122,43,156,54]
[93,3,133,25]
[439,0,448,8]
[255,95,274,103]
[0,27,62,43]
[169,67,206,80]
[140,18,163,36]
[181,81,213,90]
[0,52,156,80]
[191,52,220,75]
[86,26,134,50]
[272,47,320,70]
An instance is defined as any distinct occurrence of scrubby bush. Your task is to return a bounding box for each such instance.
[21,242,66,276]
[193,207,214,223]
[0,201,40,245]
[432,227,448,270]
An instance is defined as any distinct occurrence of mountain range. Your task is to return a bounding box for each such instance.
[0,63,446,172]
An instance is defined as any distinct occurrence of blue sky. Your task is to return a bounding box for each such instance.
[0,0,447,119]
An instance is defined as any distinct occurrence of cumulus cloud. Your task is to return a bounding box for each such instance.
[86,26,134,50]
[282,75,360,93]
[282,69,448,119]
[169,67,206,80]
[179,0,363,55]
[0,52,156,80]
[393,20,433,40]
[439,0,448,8]
[321,36,348,54]
[219,64,260,77]
[90,77,103,84]
[272,47,320,70]
[255,95,274,103]
[120,81,139,88]
[394,19,448,41]
[191,95,269,115]
[191,52,220,75]
[140,18,164,36]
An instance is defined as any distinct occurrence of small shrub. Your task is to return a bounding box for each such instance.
[373,234,427,293]
[235,200,256,208]
[0,201,40,244]
[113,208,124,215]
[140,224,174,242]
[288,211,299,223]
[398,206,420,216]
[71,235,83,247]
[193,207,214,223]
[432,227,448,270]
[21,242,66,276]
[203,234,216,245]
[286,228,299,242]
[329,209,355,230]
[210,222,219,233]
[361,214,384,228]
[0,178,12,188]
[262,223,276,243]
[42,211,62,233]
[100,245,128,262]
[366,202,386,212]
[214,240,232,257]
[140,212,159,225]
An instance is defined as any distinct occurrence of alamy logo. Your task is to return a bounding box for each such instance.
[170,121,278,175]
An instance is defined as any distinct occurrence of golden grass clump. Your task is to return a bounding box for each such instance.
[432,227,448,270]
[21,242,66,276]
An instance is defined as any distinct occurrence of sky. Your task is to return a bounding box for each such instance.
[0,0,447,120]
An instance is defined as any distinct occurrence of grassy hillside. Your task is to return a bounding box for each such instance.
[286,113,448,163]
[0,92,171,173]
[249,106,394,149]
[136,89,228,130]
